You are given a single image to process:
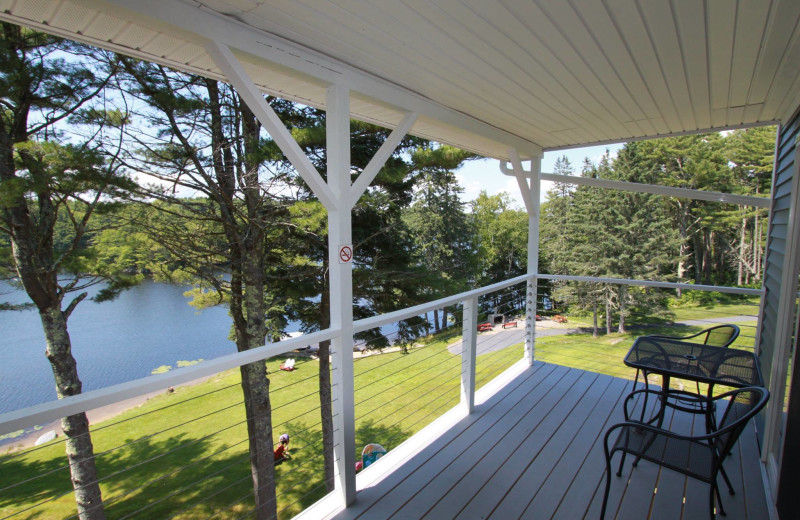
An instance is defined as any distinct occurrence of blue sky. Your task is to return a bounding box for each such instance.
[455,143,624,207]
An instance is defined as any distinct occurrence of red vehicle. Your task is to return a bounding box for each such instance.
[477,322,493,332]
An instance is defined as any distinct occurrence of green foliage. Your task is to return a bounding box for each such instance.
[470,192,528,286]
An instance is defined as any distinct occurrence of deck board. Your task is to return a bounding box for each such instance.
[422,369,591,519]
[299,362,772,520]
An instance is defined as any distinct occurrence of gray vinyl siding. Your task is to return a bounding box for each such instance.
[757,110,800,443]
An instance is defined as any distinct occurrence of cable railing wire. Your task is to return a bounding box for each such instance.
[109,437,252,520]
[0,394,247,497]
[5,382,304,519]
[355,360,460,422]
[352,329,462,380]
[0,379,244,462]
[354,346,455,398]
[364,377,460,436]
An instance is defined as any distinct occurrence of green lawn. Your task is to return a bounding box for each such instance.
[0,331,522,519]
[0,300,756,518]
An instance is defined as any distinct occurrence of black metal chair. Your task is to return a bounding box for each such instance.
[633,324,740,417]
[601,386,769,520]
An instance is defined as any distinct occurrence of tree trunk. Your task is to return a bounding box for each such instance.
[592,297,598,338]
[617,286,627,334]
[216,89,277,520]
[318,292,335,493]
[241,256,276,520]
[240,363,276,520]
[754,209,762,282]
[703,229,713,285]
[692,233,704,284]
[605,299,612,335]
[738,213,747,286]
[433,309,440,332]
[676,202,689,297]
[40,306,106,520]
[440,308,447,330]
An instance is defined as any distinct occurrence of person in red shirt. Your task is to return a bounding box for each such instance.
[274,433,290,463]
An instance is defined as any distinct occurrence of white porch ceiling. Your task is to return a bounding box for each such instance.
[1,0,799,160]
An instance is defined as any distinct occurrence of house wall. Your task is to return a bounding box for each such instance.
[760,105,800,519]
[759,111,799,387]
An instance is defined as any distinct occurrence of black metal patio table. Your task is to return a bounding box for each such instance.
[623,335,764,426]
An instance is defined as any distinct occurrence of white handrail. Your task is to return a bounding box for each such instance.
[0,273,762,435]
[0,327,340,435]
[538,274,764,296]
[353,273,532,333]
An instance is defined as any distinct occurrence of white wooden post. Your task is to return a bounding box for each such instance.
[461,297,478,413]
[507,151,541,365]
[205,41,417,506]
[326,84,357,506]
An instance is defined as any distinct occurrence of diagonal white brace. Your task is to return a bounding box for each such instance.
[205,41,337,210]
[507,149,541,365]
[508,149,539,215]
[349,112,417,208]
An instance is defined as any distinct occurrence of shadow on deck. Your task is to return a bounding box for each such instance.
[297,362,770,520]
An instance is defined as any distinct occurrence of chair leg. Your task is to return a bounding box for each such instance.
[601,455,614,520]
[718,464,736,495]
[710,485,717,519]
[714,482,727,517]
[616,450,628,476]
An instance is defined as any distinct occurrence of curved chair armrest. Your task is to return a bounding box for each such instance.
[623,388,712,422]
[605,419,718,449]
[645,324,740,348]
[648,331,706,341]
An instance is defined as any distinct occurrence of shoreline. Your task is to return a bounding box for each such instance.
[1,375,213,454]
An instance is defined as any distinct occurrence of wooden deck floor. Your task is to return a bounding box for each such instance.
[298,361,771,520]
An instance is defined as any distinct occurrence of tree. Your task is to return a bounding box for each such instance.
[403,145,475,331]
[540,155,574,276]
[117,59,282,519]
[726,126,776,285]
[470,192,528,286]
[0,24,136,519]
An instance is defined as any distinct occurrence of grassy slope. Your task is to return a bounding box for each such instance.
[0,300,757,518]
[0,331,522,519]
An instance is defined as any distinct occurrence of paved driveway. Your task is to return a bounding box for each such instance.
[446,315,758,356]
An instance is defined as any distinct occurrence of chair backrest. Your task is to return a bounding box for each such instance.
[714,386,769,456]
[702,324,740,347]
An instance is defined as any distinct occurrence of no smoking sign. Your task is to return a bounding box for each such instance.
[338,244,353,264]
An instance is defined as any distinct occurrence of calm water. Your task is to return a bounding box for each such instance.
[0,280,254,415]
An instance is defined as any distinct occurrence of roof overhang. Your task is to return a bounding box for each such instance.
[1,0,798,160]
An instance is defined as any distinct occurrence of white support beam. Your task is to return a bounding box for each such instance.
[325,84,357,506]
[508,150,541,365]
[349,112,418,208]
[85,0,542,160]
[501,161,770,208]
[205,41,337,210]
[460,297,478,414]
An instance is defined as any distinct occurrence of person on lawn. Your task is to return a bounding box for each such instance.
[274,433,291,463]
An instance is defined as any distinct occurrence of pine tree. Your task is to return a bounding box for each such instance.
[0,24,137,520]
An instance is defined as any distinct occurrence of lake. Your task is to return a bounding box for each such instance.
[0,280,271,415]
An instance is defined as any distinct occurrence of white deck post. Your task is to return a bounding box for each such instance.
[461,296,479,413]
[326,84,357,506]
[506,151,541,365]
[205,41,417,506]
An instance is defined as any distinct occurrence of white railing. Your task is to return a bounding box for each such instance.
[0,273,765,518]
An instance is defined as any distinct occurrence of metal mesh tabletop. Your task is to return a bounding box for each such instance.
[624,336,763,388]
